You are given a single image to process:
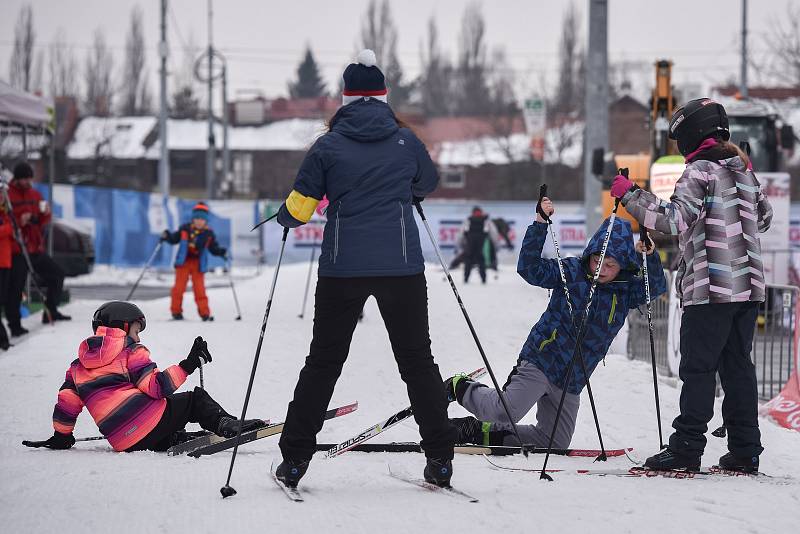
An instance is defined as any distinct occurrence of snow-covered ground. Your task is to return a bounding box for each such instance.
[1,263,798,533]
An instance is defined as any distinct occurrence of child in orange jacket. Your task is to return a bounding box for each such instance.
[22,301,264,452]
[161,202,227,321]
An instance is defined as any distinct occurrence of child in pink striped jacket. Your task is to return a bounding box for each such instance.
[23,301,264,452]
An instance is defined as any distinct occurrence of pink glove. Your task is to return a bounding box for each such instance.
[610,174,635,199]
[315,195,329,216]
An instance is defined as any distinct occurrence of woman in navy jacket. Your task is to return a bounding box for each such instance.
[275,50,456,488]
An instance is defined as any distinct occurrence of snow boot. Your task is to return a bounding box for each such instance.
[275,459,310,488]
[717,452,759,474]
[450,416,508,446]
[423,458,453,487]
[201,315,214,322]
[444,374,482,404]
[216,416,267,438]
[172,313,184,320]
[644,447,701,472]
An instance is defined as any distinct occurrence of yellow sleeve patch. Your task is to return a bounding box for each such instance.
[285,190,321,223]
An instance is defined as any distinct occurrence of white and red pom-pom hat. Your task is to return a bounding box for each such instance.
[342,49,388,105]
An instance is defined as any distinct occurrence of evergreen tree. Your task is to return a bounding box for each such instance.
[289,46,327,99]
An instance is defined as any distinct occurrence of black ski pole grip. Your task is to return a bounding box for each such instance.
[537,183,550,222]
[639,225,652,249]
[414,200,426,220]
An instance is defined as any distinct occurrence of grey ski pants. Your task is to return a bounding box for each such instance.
[460,360,580,448]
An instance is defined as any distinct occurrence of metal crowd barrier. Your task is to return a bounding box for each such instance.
[626,276,798,401]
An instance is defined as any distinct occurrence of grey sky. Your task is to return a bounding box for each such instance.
[0,0,793,107]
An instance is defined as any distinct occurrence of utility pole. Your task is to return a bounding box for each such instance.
[583,0,609,233]
[205,0,216,200]
[740,0,748,98]
[158,0,170,199]
[222,62,230,198]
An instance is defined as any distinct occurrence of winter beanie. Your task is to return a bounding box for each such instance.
[342,49,387,106]
[192,202,210,221]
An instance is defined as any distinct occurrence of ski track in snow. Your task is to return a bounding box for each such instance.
[1,263,797,533]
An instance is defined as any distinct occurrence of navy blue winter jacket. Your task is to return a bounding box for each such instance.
[517,218,667,394]
[277,98,439,277]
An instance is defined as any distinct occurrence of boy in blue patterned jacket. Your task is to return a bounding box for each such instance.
[446,197,667,448]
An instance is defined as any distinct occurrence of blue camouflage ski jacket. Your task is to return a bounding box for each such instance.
[277,98,439,277]
[517,218,667,394]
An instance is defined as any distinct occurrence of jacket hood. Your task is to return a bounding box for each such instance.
[78,326,132,369]
[330,98,399,142]
[581,217,639,278]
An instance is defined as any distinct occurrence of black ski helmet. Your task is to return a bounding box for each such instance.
[668,98,730,156]
[92,301,146,333]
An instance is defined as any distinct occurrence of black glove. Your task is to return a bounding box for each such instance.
[412,196,425,204]
[22,431,75,450]
[217,247,227,258]
[179,336,212,374]
[160,230,170,242]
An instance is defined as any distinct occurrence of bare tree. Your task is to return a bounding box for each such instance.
[171,30,201,118]
[762,2,800,86]
[456,2,491,115]
[84,28,114,116]
[8,4,35,91]
[48,28,79,98]
[31,49,45,94]
[553,2,583,116]
[359,0,410,107]
[121,6,148,115]
[419,16,453,116]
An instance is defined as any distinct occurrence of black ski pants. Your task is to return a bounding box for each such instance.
[5,252,64,328]
[464,238,487,283]
[126,387,231,452]
[669,301,764,459]
[279,274,456,462]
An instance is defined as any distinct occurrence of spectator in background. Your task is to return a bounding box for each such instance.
[5,161,69,337]
[461,206,499,284]
[0,198,13,349]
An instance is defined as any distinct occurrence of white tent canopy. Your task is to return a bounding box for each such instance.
[0,80,51,127]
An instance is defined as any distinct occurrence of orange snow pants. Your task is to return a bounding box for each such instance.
[170,257,210,317]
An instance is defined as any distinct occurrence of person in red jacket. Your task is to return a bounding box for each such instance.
[0,199,13,350]
[5,162,69,336]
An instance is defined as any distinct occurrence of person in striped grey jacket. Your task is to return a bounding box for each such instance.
[611,98,773,473]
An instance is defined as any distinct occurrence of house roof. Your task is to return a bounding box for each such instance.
[143,118,325,158]
[67,116,157,160]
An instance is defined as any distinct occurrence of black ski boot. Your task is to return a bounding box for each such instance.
[423,458,453,488]
[717,452,759,474]
[216,416,267,438]
[172,313,184,320]
[275,459,310,488]
[644,447,701,471]
[450,416,509,446]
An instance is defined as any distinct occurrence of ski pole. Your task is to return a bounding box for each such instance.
[298,241,317,319]
[639,224,665,449]
[126,241,163,301]
[76,436,106,443]
[221,226,290,499]
[225,255,242,321]
[414,201,530,457]
[539,172,627,481]
[199,360,205,390]
[537,184,607,461]
[0,183,53,324]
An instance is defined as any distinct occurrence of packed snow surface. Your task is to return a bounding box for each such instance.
[1,263,797,533]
